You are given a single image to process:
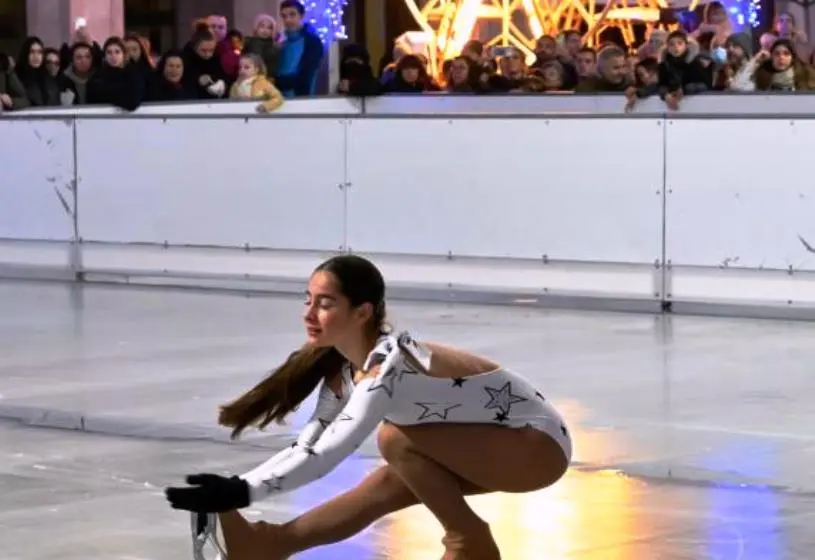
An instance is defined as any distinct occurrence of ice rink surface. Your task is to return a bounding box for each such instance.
[2,280,815,559]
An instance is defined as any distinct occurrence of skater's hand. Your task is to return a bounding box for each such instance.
[165,473,250,513]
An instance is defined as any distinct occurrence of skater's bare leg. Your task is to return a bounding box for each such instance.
[375,422,567,559]
[262,424,566,554]
[218,463,484,559]
[245,422,566,559]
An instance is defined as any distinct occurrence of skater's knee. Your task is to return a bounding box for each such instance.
[376,421,412,462]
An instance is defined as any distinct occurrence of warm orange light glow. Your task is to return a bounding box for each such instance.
[382,403,650,559]
[405,0,675,66]
[605,7,661,21]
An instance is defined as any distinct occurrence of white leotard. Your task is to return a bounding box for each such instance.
[240,332,572,503]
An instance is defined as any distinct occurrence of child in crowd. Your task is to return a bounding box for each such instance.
[229,52,283,113]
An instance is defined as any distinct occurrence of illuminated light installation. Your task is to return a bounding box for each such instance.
[404,0,679,67]
[303,0,350,43]
[726,0,762,29]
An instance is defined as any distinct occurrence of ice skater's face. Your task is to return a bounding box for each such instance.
[303,271,372,347]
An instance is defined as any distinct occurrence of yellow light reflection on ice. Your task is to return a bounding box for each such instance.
[383,406,644,560]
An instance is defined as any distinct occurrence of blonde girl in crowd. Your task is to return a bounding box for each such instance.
[229,52,283,112]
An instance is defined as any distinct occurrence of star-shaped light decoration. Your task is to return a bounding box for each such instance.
[415,402,462,421]
[483,382,528,416]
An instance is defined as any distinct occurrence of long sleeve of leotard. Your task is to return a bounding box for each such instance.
[240,375,347,486]
[240,333,430,503]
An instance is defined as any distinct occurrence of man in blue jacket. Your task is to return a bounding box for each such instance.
[276,0,325,97]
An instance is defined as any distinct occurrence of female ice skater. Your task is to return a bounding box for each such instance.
[165,255,572,560]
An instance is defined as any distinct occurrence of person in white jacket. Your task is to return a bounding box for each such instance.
[730,38,815,92]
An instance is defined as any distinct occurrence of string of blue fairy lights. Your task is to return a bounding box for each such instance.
[302,0,350,44]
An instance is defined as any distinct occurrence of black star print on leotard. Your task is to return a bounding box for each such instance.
[452,377,467,387]
[367,362,419,398]
[484,381,528,417]
[262,475,285,492]
[415,402,462,421]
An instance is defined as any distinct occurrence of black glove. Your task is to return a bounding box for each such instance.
[165,474,251,513]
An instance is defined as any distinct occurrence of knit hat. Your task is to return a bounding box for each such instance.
[725,32,753,57]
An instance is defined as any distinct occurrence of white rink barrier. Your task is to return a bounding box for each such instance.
[3,95,815,319]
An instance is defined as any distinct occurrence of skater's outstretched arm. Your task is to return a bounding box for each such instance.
[240,374,350,477]
[242,335,420,502]
[166,333,428,512]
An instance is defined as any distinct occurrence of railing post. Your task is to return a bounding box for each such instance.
[69,116,83,281]
[659,116,669,310]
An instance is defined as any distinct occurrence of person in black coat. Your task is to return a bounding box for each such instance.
[86,37,144,111]
[146,49,198,102]
[182,30,229,100]
[14,36,60,106]
[658,30,711,108]
[56,42,98,106]
[337,43,380,96]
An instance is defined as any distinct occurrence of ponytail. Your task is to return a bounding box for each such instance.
[218,345,346,439]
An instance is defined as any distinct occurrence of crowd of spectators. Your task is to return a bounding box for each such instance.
[0,0,317,113]
[1,0,814,114]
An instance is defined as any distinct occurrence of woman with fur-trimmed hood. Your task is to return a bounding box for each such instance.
[730,38,815,92]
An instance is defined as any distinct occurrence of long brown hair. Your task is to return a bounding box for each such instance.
[123,33,155,68]
[218,255,387,439]
[753,39,815,91]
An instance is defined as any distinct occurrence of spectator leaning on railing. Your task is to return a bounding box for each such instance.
[229,53,284,112]
[183,29,229,100]
[337,43,379,96]
[575,45,630,93]
[657,30,711,110]
[146,49,198,102]
[8,1,815,114]
[0,51,29,111]
[57,42,96,105]
[85,37,144,112]
[14,36,60,107]
[730,38,815,91]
